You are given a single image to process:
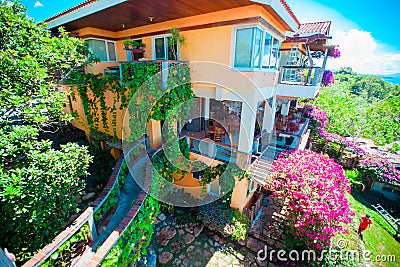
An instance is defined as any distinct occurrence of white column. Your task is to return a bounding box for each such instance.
[262,98,275,133]
[238,100,257,154]
[203,98,210,120]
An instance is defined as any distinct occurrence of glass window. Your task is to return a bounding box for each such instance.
[270,38,281,69]
[252,28,263,68]
[262,33,272,68]
[234,28,252,67]
[107,42,116,61]
[234,27,262,68]
[85,39,117,62]
[154,36,178,60]
[234,27,281,70]
[155,37,165,60]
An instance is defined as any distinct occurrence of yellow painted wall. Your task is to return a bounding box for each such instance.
[230,178,255,212]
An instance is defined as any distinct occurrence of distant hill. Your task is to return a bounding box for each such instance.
[380,73,400,85]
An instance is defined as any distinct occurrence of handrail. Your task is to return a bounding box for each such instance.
[279,66,324,86]
[23,136,146,267]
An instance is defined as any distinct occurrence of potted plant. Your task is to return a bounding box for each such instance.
[137,40,146,50]
[168,26,186,60]
[123,40,130,49]
[131,40,139,49]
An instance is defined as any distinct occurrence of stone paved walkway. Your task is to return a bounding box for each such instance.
[153,197,292,267]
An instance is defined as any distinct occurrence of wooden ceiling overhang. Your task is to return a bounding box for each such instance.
[46,0,297,33]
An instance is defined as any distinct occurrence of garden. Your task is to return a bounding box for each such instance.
[293,84,400,265]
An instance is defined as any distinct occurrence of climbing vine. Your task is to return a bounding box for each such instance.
[68,72,122,137]
[151,63,195,121]
[151,138,191,182]
[101,196,160,266]
[41,224,90,267]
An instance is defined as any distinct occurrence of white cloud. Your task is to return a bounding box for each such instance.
[285,0,400,75]
[34,1,43,8]
[327,29,400,75]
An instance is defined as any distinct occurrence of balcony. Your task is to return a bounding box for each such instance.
[276,66,324,98]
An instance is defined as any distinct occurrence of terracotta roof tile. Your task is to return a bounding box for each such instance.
[280,0,300,27]
[295,21,331,35]
[44,0,99,23]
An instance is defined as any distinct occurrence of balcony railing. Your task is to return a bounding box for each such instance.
[279,66,324,86]
[119,60,186,85]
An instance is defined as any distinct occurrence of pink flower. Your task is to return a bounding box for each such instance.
[266,150,353,250]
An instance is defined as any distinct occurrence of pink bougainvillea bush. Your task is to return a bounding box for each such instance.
[266,150,354,250]
[305,104,399,186]
[305,104,365,155]
[359,154,400,186]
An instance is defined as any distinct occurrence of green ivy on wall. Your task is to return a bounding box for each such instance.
[68,72,122,137]
[68,62,194,143]
[101,196,160,266]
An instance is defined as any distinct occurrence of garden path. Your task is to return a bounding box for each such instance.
[153,196,309,267]
[75,170,142,267]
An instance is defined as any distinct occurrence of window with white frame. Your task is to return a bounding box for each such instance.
[153,35,178,60]
[234,26,281,70]
[85,39,117,62]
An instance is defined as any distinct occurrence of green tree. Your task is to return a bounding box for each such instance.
[312,68,400,145]
[0,1,92,262]
[0,0,88,129]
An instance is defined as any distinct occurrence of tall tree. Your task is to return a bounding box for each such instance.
[0,1,93,262]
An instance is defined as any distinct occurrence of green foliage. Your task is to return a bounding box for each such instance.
[311,68,400,145]
[168,27,186,60]
[41,224,90,267]
[175,207,200,225]
[0,127,92,262]
[94,185,119,222]
[121,62,159,99]
[68,72,123,136]
[0,1,88,128]
[151,63,194,121]
[151,138,190,182]
[388,143,400,153]
[230,209,250,241]
[101,196,160,266]
[118,161,128,189]
[71,62,194,141]
[345,169,364,192]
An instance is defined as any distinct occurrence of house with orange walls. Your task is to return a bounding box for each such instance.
[46,0,336,215]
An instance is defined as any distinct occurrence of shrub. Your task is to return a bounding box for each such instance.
[198,202,250,241]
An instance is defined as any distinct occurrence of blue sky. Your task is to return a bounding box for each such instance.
[22,0,400,74]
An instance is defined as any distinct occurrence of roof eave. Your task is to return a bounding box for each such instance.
[45,0,127,30]
[251,0,299,32]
